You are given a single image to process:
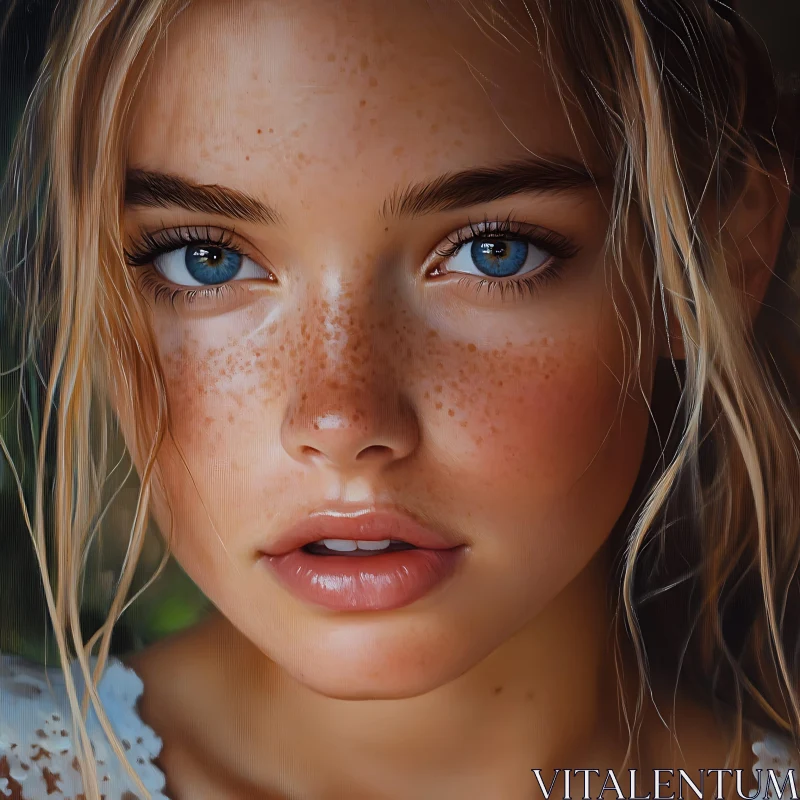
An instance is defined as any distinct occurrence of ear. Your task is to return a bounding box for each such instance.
[659,154,792,361]
[727,154,793,322]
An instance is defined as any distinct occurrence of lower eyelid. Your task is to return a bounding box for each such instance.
[136,265,243,306]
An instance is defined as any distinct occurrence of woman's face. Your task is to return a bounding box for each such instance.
[123,0,655,697]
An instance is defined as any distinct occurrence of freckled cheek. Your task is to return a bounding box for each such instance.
[453,346,647,496]
[149,327,294,510]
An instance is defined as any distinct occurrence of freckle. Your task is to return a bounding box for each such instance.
[448,409,454,417]
[313,422,320,430]
[327,52,336,61]
[384,227,389,232]
[368,76,378,87]
[392,145,404,156]
[268,128,274,133]
[245,155,250,161]
[430,123,439,133]
[369,118,377,126]
[494,686,503,695]
[427,330,439,339]
[424,392,430,399]
[435,402,443,410]
[359,99,367,107]
[467,343,476,352]
[269,323,278,334]
[434,385,442,393]
[360,53,369,70]
[460,421,467,427]
[257,128,262,134]
[526,691,534,701]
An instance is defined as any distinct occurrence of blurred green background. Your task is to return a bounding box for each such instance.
[0,0,797,664]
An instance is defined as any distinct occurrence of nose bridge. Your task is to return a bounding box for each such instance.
[304,272,385,397]
[280,278,418,470]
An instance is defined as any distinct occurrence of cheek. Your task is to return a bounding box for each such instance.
[418,324,651,543]
[143,313,290,535]
[476,340,637,480]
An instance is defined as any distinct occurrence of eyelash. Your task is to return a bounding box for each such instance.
[431,215,579,299]
[125,217,580,308]
[126,225,251,307]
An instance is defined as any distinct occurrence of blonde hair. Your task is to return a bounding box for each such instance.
[1,0,799,797]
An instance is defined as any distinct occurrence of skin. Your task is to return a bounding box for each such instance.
[115,0,788,797]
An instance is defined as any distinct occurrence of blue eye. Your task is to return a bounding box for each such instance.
[153,244,268,287]
[185,245,241,284]
[445,236,552,279]
[470,238,530,277]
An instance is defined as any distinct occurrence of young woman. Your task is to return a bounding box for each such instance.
[1,0,799,798]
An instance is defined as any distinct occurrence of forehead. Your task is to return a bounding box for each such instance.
[129,0,596,209]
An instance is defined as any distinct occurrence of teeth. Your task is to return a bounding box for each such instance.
[321,539,392,552]
[322,539,357,552]
[356,539,392,551]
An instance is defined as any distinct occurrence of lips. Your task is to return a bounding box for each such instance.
[260,508,459,556]
[258,508,466,612]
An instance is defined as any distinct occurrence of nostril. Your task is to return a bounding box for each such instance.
[356,444,394,461]
[300,445,323,458]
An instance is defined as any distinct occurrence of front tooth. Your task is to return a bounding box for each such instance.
[322,539,358,552]
[356,539,391,551]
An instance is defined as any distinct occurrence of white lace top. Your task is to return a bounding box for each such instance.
[0,652,798,800]
[0,653,168,800]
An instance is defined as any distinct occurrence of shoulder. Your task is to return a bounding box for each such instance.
[0,651,169,800]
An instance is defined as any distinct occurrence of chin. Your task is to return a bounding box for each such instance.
[286,661,464,701]
[266,620,478,700]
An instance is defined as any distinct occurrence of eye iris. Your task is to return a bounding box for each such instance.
[185,245,242,285]
[470,238,528,277]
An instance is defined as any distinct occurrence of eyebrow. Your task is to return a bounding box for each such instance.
[125,154,598,225]
[381,155,599,219]
[125,169,281,225]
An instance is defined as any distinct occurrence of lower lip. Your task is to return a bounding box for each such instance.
[260,546,464,611]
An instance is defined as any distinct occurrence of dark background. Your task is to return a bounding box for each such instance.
[0,0,797,663]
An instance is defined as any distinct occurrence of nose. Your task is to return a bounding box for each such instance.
[281,373,420,474]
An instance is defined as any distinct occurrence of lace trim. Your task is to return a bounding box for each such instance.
[751,728,800,800]
[0,653,169,799]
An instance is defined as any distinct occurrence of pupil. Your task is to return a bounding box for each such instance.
[195,246,223,267]
[470,237,528,278]
[479,240,507,261]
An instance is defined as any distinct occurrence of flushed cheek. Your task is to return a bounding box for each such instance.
[426,335,650,513]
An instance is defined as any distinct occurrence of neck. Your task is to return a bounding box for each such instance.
[201,543,643,796]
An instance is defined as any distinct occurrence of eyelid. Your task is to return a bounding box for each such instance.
[125,223,274,276]
[423,215,580,275]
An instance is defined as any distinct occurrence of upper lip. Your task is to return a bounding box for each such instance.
[260,505,461,557]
